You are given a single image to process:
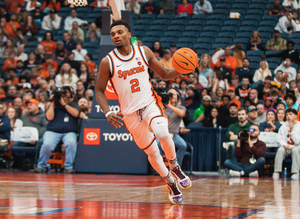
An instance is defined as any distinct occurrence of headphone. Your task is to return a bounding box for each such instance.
[167,87,181,103]
[62,85,74,98]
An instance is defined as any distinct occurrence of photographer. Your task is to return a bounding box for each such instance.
[157,88,187,166]
[34,85,80,174]
[224,124,266,177]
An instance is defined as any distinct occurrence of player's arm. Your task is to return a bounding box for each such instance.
[143,46,182,80]
[95,57,123,129]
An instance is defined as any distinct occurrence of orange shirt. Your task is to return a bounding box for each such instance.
[4,22,20,39]
[38,70,50,79]
[233,51,246,68]
[42,1,60,11]
[6,0,25,12]
[82,61,96,74]
[231,98,241,109]
[3,58,17,72]
[215,56,238,75]
[39,41,57,54]
[3,77,19,86]
[0,89,5,99]
[43,60,58,71]
[30,78,37,87]
[168,75,189,88]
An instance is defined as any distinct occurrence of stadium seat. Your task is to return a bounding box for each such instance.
[215,3,231,9]
[290,32,300,39]
[135,19,153,25]
[234,0,249,3]
[161,42,171,49]
[232,3,248,10]
[247,56,262,64]
[259,32,272,39]
[292,63,298,71]
[230,9,246,18]
[168,25,185,31]
[176,42,194,49]
[247,9,264,15]
[241,20,259,27]
[185,26,203,32]
[249,4,266,9]
[196,49,209,55]
[203,25,221,32]
[140,14,156,20]
[157,14,174,20]
[257,26,274,33]
[218,32,236,39]
[191,14,208,20]
[265,50,281,56]
[146,31,164,37]
[200,31,218,39]
[259,20,277,27]
[280,32,290,41]
[262,15,278,21]
[209,14,227,21]
[194,43,211,50]
[233,37,250,44]
[221,26,239,32]
[134,30,145,38]
[235,32,252,39]
[196,37,215,44]
[252,0,267,3]
[213,9,230,15]
[246,50,264,57]
[150,24,168,31]
[171,19,189,26]
[206,19,224,27]
[76,7,92,13]
[265,57,281,64]
[160,37,179,43]
[239,26,256,32]
[215,37,233,44]
[218,0,233,3]
[224,19,241,27]
[188,19,205,27]
[178,37,197,43]
[142,36,161,43]
[212,43,228,50]
[268,62,279,70]
[249,62,259,70]
[153,19,172,25]
[182,31,201,37]
[92,7,103,13]
[134,24,150,31]
[164,31,182,37]
[243,15,261,22]
[261,37,269,46]
[174,14,191,20]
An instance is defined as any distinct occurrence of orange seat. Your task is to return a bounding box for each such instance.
[47,152,65,169]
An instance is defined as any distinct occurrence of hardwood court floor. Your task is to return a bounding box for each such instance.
[0,172,299,219]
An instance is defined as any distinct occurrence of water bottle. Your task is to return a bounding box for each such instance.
[283,167,287,179]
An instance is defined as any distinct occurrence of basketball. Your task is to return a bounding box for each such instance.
[172,48,199,74]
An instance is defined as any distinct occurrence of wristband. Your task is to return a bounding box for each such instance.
[105,111,114,117]
[64,104,67,107]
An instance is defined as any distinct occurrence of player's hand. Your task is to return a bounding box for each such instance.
[107,112,123,129]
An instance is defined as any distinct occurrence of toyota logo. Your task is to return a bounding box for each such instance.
[86,132,98,141]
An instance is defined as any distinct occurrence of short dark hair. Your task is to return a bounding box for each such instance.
[238,107,246,113]
[110,20,131,32]
[250,124,260,131]
[243,57,250,62]
[285,94,296,103]
[229,103,237,108]
[286,108,297,115]
[287,40,294,46]
[222,94,231,101]
[277,102,286,108]
[269,90,278,96]
[265,75,273,81]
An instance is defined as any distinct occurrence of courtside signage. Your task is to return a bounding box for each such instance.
[84,128,100,145]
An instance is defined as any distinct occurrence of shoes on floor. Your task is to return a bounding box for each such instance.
[272,172,280,179]
[229,170,244,177]
[34,167,48,173]
[167,178,183,205]
[291,173,299,180]
[170,165,192,190]
[64,168,76,174]
[249,171,259,177]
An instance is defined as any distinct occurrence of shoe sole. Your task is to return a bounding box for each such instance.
[168,194,183,205]
[170,171,192,190]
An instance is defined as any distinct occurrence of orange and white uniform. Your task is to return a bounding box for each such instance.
[107,45,166,149]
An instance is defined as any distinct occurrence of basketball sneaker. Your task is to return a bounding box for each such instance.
[170,165,192,190]
[272,172,280,179]
[167,179,183,205]
[249,171,259,177]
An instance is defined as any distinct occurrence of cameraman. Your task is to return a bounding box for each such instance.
[35,85,80,174]
[157,88,187,166]
[224,124,266,177]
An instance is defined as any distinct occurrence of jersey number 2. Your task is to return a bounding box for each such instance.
[130,79,140,93]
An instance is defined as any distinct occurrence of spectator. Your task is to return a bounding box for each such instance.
[54,40,67,60]
[223,103,238,127]
[16,60,26,77]
[257,76,273,99]
[16,4,30,25]
[285,94,297,110]
[32,5,45,25]
[273,70,283,88]
[282,0,298,10]
[55,63,78,89]
[125,0,140,14]
[203,107,223,127]
[235,77,251,100]
[3,85,18,102]
[6,0,25,13]
[42,0,61,13]
[39,31,57,54]
[0,6,10,22]
[90,0,110,8]
[257,103,266,124]
[86,23,101,42]
[193,0,213,15]
[22,15,38,40]
[63,32,76,52]
[151,40,163,58]
[43,54,58,72]
[211,95,229,118]
[72,42,87,62]
[193,95,211,122]
[61,52,80,73]
[198,56,213,80]
[35,86,79,173]
[159,0,175,14]
[11,28,28,47]
[3,51,17,72]
[140,0,159,14]
[232,43,246,69]
[37,61,49,79]
[215,46,237,75]
[78,97,89,119]
[24,51,38,70]
[35,79,50,98]
[224,124,266,177]
[64,9,87,31]
[74,80,85,100]
[211,70,225,91]
[236,58,255,83]
[215,57,231,81]
[275,12,296,33]
[247,30,264,51]
[29,67,39,87]
[280,77,289,99]
[42,9,61,30]
[276,109,286,124]
[0,102,11,147]
[274,58,297,82]
[247,105,260,125]
[259,109,282,132]
[78,63,88,83]
[228,75,239,91]
[82,53,95,74]
[265,30,287,51]
[177,0,193,15]
[160,49,173,68]
[0,26,7,46]
[226,108,251,141]
[38,91,50,111]
[35,44,45,61]
[178,79,188,98]
[84,89,93,100]
[69,21,84,43]
[15,45,28,62]
[248,89,259,106]
[270,89,284,110]
[6,69,19,85]
[4,14,20,39]
[253,60,272,83]
[221,94,231,108]
[227,87,241,109]
[26,0,42,12]
[273,109,300,179]
[185,84,201,110]
[6,107,22,140]
[264,97,275,113]
[268,0,282,16]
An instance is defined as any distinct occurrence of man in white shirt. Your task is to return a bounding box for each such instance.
[42,9,61,30]
[193,0,213,15]
[275,12,296,33]
[72,42,87,61]
[282,0,298,10]
[273,109,300,180]
[274,58,296,82]
[15,45,28,62]
[64,9,88,31]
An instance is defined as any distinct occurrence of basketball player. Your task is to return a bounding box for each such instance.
[95,20,191,205]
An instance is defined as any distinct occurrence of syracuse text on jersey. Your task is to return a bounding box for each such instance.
[118,65,145,80]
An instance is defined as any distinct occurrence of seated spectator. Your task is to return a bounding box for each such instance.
[292,11,300,32]
[69,21,84,43]
[257,103,266,124]
[185,84,201,110]
[273,109,300,179]
[268,0,282,16]
[29,67,39,87]
[35,86,79,174]
[42,9,61,30]
[3,14,20,39]
[16,45,28,62]
[193,95,211,122]
[193,0,213,15]
[26,0,41,12]
[0,38,16,59]
[203,107,223,127]
[3,51,17,72]
[22,15,38,40]
[72,42,87,62]
[198,57,213,80]
[224,124,266,177]
[226,108,251,141]
[6,0,25,13]
[257,76,273,99]
[215,57,232,81]
[227,87,241,109]
[39,31,57,54]
[63,32,76,52]
[35,79,50,98]
[78,63,88,83]
[0,6,10,22]
[282,0,298,10]
[211,95,229,118]
[32,5,45,25]
[285,94,297,110]
[6,69,19,85]
[84,89,93,100]
[178,79,188,98]
[0,102,11,148]
[16,4,30,25]
[86,23,101,42]
[55,63,78,89]
[46,67,56,81]
[0,26,7,46]
[223,103,238,127]
[215,46,237,75]
[264,97,275,113]
[270,90,284,110]
[275,12,296,33]
[253,60,272,83]
[265,30,287,51]
[159,0,174,14]
[74,80,85,100]
[273,70,283,88]
[247,105,260,125]
[221,94,231,108]
[274,58,297,82]
[260,109,282,132]
[125,0,140,15]
[160,49,173,72]
[61,52,80,73]
[248,89,259,106]
[247,30,264,51]
[2,85,18,102]
[24,51,37,70]
[82,53,95,74]
[38,91,50,111]
[78,97,89,119]
[236,77,251,100]
[140,0,159,14]
[90,0,109,8]
[35,44,45,62]
[64,9,87,31]
[36,61,49,79]
[211,70,225,91]
[54,40,67,61]
[232,43,246,69]
[236,58,255,83]
[280,77,289,99]
[0,80,6,99]
[151,40,163,58]
[42,0,61,13]
[43,54,58,72]
[177,0,193,15]
[276,109,286,124]
[6,106,22,140]
[11,28,28,47]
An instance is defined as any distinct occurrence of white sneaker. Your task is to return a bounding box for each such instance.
[229,170,243,177]
[272,172,280,179]
[249,171,259,177]
[291,173,299,180]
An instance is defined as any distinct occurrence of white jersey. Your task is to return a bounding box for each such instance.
[107,45,158,115]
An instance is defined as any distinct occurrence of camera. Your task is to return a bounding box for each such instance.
[238,128,255,140]
[158,92,173,105]
[51,87,66,104]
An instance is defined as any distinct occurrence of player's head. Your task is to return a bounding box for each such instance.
[110,20,131,49]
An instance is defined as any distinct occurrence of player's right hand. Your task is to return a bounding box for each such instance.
[107,112,123,129]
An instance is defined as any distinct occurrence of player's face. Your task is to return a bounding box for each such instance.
[110,25,131,49]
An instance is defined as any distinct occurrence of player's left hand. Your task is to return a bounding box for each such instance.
[107,112,123,129]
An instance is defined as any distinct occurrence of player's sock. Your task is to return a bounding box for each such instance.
[168,158,179,170]
[163,172,175,184]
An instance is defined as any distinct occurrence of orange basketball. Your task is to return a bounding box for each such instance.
[172,48,199,74]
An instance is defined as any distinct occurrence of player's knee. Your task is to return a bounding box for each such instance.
[144,143,160,158]
[151,118,170,140]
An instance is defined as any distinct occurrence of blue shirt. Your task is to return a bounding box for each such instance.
[0,114,11,141]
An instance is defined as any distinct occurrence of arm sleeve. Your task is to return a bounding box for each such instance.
[212,49,224,64]
[42,17,50,30]
[290,125,300,145]
[251,141,267,158]
[234,146,242,159]
[279,17,288,32]
[252,70,259,83]
[277,126,287,147]
[274,122,282,133]
[52,16,61,29]
[205,2,213,14]
[193,3,199,14]
[0,117,11,132]
[265,40,271,50]
[64,18,71,31]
